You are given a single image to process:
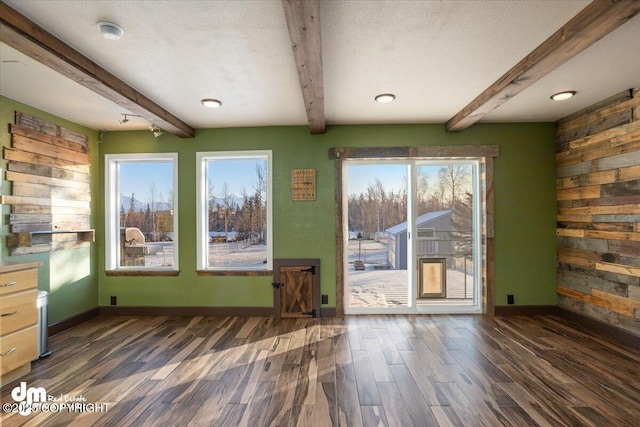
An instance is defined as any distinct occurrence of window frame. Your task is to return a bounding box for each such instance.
[196,150,273,273]
[104,153,179,272]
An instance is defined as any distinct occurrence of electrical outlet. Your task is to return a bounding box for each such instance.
[321,294,328,305]
[507,294,514,305]
[110,296,117,306]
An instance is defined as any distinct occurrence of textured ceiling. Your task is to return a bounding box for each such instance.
[1,0,639,132]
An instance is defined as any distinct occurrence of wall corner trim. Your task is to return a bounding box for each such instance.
[557,308,640,351]
[98,306,275,317]
[48,307,100,336]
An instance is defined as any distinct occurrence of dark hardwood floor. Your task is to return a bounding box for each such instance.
[1,314,639,426]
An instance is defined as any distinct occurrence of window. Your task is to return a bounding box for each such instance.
[196,151,272,271]
[417,228,435,239]
[105,153,178,271]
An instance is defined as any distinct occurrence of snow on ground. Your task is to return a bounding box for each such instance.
[348,266,474,307]
[138,242,174,268]
[139,242,267,268]
[347,239,474,308]
[210,243,268,268]
[348,239,390,265]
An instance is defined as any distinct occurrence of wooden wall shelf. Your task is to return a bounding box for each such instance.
[2,112,93,256]
[7,229,95,249]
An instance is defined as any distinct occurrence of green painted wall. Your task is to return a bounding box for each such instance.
[98,122,558,309]
[0,96,99,325]
[0,94,557,316]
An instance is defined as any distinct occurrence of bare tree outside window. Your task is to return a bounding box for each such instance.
[200,153,271,270]
[106,154,178,271]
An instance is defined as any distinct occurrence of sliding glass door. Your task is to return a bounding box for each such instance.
[345,161,410,311]
[413,160,481,313]
[344,159,482,314]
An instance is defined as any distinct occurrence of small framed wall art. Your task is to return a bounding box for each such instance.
[291,168,316,201]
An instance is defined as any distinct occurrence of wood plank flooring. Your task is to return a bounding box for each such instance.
[1,314,639,426]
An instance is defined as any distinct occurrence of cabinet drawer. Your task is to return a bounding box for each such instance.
[0,291,38,336]
[0,269,37,296]
[0,326,37,375]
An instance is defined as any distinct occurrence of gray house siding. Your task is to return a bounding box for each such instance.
[386,210,453,270]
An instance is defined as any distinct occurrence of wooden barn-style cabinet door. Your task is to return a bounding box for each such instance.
[273,259,320,318]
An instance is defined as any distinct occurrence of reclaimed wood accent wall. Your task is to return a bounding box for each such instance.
[556,88,640,335]
[1,112,94,255]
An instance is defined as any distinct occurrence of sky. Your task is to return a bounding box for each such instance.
[119,159,265,205]
[119,160,455,204]
[347,163,443,195]
[120,161,173,203]
[207,158,265,197]
[347,164,407,195]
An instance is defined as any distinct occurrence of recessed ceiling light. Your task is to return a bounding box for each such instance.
[375,93,396,104]
[201,98,222,108]
[550,91,576,101]
[97,22,125,40]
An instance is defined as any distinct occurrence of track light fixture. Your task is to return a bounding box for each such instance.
[117,113,162,137]
[119,113,141,124]
[149,123,163,138]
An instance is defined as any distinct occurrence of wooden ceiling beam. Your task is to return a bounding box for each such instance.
[0,2,195,138]
[446,0,640,132]
[282,0,325,134]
